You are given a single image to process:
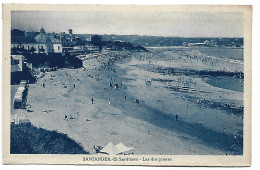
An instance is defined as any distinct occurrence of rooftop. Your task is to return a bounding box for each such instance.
[11,36,37,44]
[35,33,51,44]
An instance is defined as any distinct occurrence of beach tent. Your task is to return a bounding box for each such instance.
[100,142,134,155]
[100,142,120,155]
[115,143,133,153]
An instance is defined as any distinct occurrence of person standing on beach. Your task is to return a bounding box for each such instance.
[125,95,127,101]
[74,84,75,88]
[91,97,94,104]
[230,144,235,155]
[43,82,45,88]
[64,115,68,121]
[175,114,179,121]
[108,99,111,105]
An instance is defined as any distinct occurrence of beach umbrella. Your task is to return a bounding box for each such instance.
[100,142,121,155]
[115,143,133,153]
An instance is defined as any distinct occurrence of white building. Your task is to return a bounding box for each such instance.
[11,28,63,54]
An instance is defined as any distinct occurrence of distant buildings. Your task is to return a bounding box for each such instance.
[61,29,78,47]
[49,36,63,53]
[11,29,25,37]
[11,28,111,56]
[183,38,242,48]
[11,28,62,54]
[184,40,217,47]
[34,28,55,54]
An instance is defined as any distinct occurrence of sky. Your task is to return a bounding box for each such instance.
[11,11,243,37]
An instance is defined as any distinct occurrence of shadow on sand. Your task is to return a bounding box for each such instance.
[121,99,243,155]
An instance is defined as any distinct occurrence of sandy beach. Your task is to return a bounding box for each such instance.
[12,48,243,155]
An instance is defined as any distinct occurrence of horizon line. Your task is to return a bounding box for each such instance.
[11,28,243,39]
[76,33,244,39]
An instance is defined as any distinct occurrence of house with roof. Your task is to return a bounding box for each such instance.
[49,36,63,53]
[11,28,62,55]
[34,28,54,54]
[11,36,39,54]
[60,29,77,47]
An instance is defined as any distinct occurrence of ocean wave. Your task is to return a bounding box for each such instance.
[200,54,244,66]
[153,66,244,79]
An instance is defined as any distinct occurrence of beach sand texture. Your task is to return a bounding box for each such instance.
[13,48,244,155]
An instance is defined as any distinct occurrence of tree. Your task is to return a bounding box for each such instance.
[30,46,36,53]
[90,35,103,46]
[39,46,45,53]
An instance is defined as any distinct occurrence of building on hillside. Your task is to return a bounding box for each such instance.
[68,29,73,35]
[61,29,76,47]
[60,29,85,47]
[34,28,54,54]
[11,29,25,37]
[49,36,63,53]
[11,28,63,54]
[11,36,39,54]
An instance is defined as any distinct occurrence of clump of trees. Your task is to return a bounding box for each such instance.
[90,35,148,51]
[91,35,103,46]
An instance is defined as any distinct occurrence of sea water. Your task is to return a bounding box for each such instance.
[117,47,244,154]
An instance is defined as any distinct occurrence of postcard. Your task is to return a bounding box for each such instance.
[2,4,252,166]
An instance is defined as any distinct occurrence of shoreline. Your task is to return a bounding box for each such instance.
[146,46,244,49]
[12,50,242,155]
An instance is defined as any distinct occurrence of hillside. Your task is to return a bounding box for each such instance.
[11,123,89,154]
[76,34,243,47]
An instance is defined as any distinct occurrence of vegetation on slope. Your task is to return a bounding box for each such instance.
[11,123,89,154]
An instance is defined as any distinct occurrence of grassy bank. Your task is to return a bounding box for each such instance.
[11,123,89,154]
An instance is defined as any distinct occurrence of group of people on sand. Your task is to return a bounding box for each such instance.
[96,54,184,125]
